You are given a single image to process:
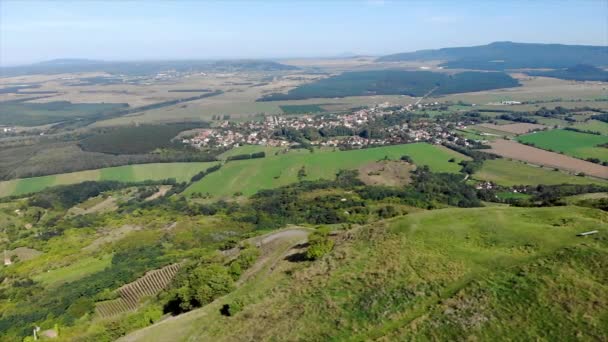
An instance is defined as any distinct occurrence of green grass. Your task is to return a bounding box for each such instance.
[0,162,218,197]
[186,143,468,198]
[126,206,608,341]
[518,129,608,162]
[218,145,282,160]
[572,120,608,135]
[279,104,327,114]
[474,159,607,186]
[496,191,531,200]
[33,254,112,286]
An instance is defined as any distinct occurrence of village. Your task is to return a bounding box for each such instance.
[181,101,475,150]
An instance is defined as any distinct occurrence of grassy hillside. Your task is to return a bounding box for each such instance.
[474,159,607,186]
[518,129,608,162]
[186,143,468,198]
[122,206,608,341]
[258,70,519,101]
[0,162,217,197]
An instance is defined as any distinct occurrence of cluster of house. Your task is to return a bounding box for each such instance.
[182,102,474,150]
[0,126,15,134]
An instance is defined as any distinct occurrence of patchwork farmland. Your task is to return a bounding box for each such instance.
[186,143,469,198]
[486,139,608,179]
[0,162,218,197]
[517,129,608,162]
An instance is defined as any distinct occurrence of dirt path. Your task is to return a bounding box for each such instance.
[144,185,172,201]
[118,227,311,342]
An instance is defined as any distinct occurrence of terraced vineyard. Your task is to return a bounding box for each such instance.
[96,263,181,318]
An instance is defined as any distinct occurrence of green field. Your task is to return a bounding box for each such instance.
[518,129,608,162]
[186,143,468,198]
[572,120,608,135]
[474,159,607,186]
[279,104,327,114]
[126,206,608,341]
[0,162,218,197]
[218,145,283,160]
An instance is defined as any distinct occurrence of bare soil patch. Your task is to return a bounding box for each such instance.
[479,123,547,135]
[358,160,415,186]
[4,247,43,264]
[144,185,172,201]
[83,225,142,252]
[485,139,608,179]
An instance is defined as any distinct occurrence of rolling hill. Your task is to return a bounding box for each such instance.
[378,41,608,70]
[120,206,608,341]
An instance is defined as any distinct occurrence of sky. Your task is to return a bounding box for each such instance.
[1,0,607,66]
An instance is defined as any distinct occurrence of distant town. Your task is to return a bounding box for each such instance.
[181,102,477,150]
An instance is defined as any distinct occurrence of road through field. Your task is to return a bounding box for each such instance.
[486,139,608,179]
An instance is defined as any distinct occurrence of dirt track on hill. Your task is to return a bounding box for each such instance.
[486,139,608,179]
[118,227,311,342]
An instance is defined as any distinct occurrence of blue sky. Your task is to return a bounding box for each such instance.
[1,0,607,65]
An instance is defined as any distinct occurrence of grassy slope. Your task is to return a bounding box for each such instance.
[217,145,282,160]
[124,206,608,341]
[0,162,217,197]
[33,254,112,286]
[186,143,468,198]
[475,159,607,186]
[518,129,608,162]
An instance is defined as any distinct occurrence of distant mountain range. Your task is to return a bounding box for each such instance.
[378,42,608,70]
[0,59,298,77]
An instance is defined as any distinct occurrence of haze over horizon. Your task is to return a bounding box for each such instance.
[1,0,607,66]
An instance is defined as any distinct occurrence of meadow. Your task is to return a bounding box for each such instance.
[517,129,608,162]
[0,162,218,197]
[123,206,608,341]
[473,159,607,186]
[186,143,468,198]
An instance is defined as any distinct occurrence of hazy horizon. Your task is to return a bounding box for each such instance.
[1,0,607,66]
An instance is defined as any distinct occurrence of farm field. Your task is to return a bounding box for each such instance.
[478,122,546,134]
[0,162,217,197]
[91,94,417,127]
[217,145,283,160]
[186,143,468,198]
[122,206,608,342]
[467,124,516,138]
[517,129,608,162]
[485,139,608,179]
[572,120,608,135]
[279,104,327,114]
[474,159,607,186]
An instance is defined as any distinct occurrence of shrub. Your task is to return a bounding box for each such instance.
[306,229,335,260]
[220,298,244,317]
